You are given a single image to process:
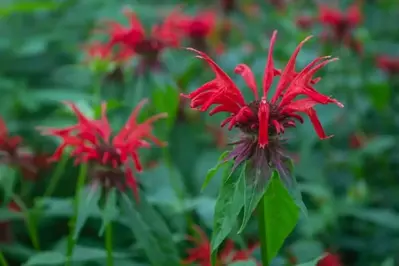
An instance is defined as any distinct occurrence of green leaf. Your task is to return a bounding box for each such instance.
[290,240,324,263]
[296,254,326,266]
[71,245,130,262]
[211,162,246,254]
[366,82,390,111]
[238,168,275,234]
[201,150,230,191]
[23,246,132,266]
[341,207,399,230]
[285,159,308,217]
[260,173,300,264]
[381,258,395,266]
[169,122,203,193]
[151,85,179,129]
[0,165,17,203]
[29,89,91,103]
[360,136,395,156]
[0,1,59,17]
[99,188,119,236]
[0,208,24,222]
[229,260,258,266]
[73,186,101,240]
[120,193,180,266]
[23,251,65,266]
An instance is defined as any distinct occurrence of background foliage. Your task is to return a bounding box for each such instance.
[1,0,399,265]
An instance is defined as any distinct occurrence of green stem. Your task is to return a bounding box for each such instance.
[43,155,68,198]
[12,195,40,250]
[105,222,113,266]
[0,252,9,266]
[257,193,269,266]
[66,164,88,266]
[93,74,103,104]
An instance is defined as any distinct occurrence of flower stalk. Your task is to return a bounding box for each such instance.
[256,193,269,266]
[0,251,9,266]
[12,195,41,250]
[43,154,68,198]
[66,163,88,266]
[105,222,113,266]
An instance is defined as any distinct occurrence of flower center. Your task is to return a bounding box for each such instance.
[133,38,162,59]
[188,21,209,38]
[235,100,285,137]
[95,143,123,167]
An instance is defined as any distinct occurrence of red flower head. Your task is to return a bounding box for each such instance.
[38,100,167,200]
[82,41,133,63]
[376,55,399,75]
[175,10,217,52]
[317,253,342,266]
[0,118,47,181]
[100,7,181,71]
[181,30,343,183]
[182,225,259,266]
[0,118,22,158]
[177,10,216,40]
[296,15,315,30]
[318,2,363,53]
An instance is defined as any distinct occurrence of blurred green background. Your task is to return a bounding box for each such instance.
[1,0,399,265]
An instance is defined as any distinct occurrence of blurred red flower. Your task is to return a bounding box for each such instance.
[296,15,314,30]
[182,225,259,266]
[318,3,363,53]
[98,7,181,71]
[0,118,22,158]
[38,100,167,200]
[0,118,49,181]
[176,10,216,40]
[317,253,342,266]
[181,30,342,182]
[376,55,399,74]
[82,41,133,63]
[174,10,217,51]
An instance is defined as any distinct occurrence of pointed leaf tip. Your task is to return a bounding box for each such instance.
[186,47,207,57]
[302,35,313,43]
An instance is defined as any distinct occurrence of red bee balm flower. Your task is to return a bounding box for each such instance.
[101,7,181,71]
[175,10,216,51]
[38,100,167,200]
[182,225,259,266]
[0,118,22,158]
[318,3,363,53]
[178,11,216,39]
[181,31,343,183]
[0,118,48,181]
[83,41,133,63]
[296,15,315,30]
